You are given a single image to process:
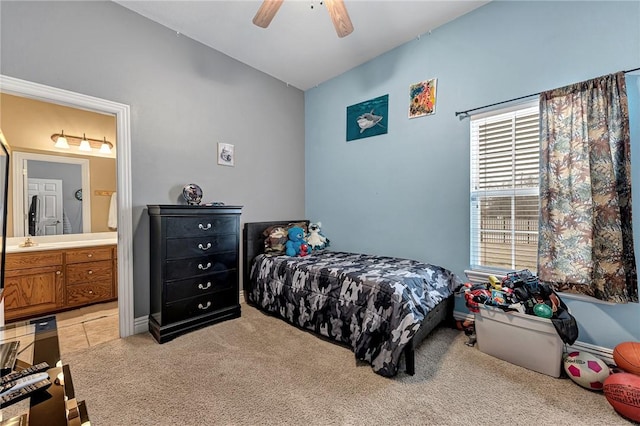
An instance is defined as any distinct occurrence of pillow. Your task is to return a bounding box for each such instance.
[263,221,308,254]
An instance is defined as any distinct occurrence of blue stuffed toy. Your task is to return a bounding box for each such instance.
[285,226,306,256]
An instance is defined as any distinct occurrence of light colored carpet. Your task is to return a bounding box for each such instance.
[63,304,633,425]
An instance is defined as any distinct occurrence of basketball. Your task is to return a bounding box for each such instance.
[603,373,640,422]
[563,351,610,390]
[613,342,640,376]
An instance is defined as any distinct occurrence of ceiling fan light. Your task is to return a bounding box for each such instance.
[79,134,91,152]
[54,130,70,149]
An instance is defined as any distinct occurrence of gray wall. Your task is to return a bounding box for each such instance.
[0,1,305,317]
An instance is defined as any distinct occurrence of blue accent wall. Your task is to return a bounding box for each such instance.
[305,1,640,349]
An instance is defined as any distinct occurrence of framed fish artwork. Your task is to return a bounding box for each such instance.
[346,94,388,141]
[409,78,437,119]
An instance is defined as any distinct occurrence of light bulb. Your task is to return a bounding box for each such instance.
[54,130,70,149]
[79,133,91,151]
[99,137,112,154]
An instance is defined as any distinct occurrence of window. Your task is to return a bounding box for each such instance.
[470,102,540,272]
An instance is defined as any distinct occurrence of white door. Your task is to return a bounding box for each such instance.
[26,178,63,235]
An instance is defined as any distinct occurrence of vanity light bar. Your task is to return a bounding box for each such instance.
[51,132,114,153]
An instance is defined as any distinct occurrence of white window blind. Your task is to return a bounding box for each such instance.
[470,102,540,272]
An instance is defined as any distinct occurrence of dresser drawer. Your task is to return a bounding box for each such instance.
[66,246,113,264]
[6,251,63,270]
[66,280,113,306]
[165,234,237,260]
[165,252,237,281]
[163,289,237,324]
[66,260,112,284]
[165,269,237,302]
[165,215,237,238]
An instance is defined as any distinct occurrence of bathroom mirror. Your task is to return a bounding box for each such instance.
[0,92,117,238]
[12,151,91,237]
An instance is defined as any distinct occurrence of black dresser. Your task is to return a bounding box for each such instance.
[147,205,242,343]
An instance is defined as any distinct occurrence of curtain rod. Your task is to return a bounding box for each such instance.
[454,66,640,119]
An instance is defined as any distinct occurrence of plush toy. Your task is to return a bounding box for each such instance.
[285,226,306,256]
[305,222,330,250]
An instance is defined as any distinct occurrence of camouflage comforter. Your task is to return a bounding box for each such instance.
[248,251,460,377]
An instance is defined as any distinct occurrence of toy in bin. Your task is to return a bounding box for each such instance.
[461,269,579,346]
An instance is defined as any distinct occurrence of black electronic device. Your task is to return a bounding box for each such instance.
[0,362,50,385]
[0,377,51,408]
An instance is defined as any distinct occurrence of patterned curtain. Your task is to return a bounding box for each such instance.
[537,72,638,303]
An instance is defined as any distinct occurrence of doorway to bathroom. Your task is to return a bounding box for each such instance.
[0,74,134,340]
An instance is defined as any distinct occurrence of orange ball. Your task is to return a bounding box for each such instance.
[613,342,640,376]
[603,373,640,422]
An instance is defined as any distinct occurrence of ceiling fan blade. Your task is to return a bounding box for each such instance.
[325,0,354,38]
[253,0,284,28]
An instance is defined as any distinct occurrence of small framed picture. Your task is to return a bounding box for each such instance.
[217,143,234,167]
[409,78,437,119]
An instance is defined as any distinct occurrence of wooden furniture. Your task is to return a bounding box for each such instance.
[65,246,114,308]
[4,244,117,322]
[243,220,455,377]
[147,205,242,343]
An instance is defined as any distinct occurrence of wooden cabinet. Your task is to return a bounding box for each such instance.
[148,205,242,343]
[65,246,114,307]
[4,244,117,321]
[4,251,64,321]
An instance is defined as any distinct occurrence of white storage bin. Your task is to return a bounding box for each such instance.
[475,305,565,377]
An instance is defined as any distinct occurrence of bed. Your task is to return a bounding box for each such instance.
[243,220,460,377]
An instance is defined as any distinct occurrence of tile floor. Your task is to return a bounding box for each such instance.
[56,301,119,356]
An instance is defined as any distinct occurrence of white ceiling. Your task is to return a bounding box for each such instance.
[113,0,489,91]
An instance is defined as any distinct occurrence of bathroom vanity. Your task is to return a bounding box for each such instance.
[4,234,117,322]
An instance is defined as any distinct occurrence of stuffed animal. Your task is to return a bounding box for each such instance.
[306,222,330,250]
[285,226,306,256]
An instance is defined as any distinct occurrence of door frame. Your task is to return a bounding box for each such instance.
[0,74,134,338]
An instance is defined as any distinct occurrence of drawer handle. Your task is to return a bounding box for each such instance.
[88,270,93,275]
[198,262,212,270]
[198,243,212,251]
[198,301,212,310]
[198,223,212,231]
[87,253,93,258]
[198,282,212,290]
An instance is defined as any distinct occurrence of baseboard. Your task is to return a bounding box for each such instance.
[567,340,615,365]
[134,315,148,335]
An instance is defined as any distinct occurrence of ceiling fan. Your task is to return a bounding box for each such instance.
[253,0,354,38]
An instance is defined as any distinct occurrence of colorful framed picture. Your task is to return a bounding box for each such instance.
[217,143,234,167]
[409,78,437,118]
[346,94,388,142]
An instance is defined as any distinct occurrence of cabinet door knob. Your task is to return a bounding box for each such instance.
[198,223,212,231]
[198,282,212,290]
[88,270,93,275]
[56,271,61,275]
[198,262,212,270]
[197,301,212,310]
[198,243,212,251]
